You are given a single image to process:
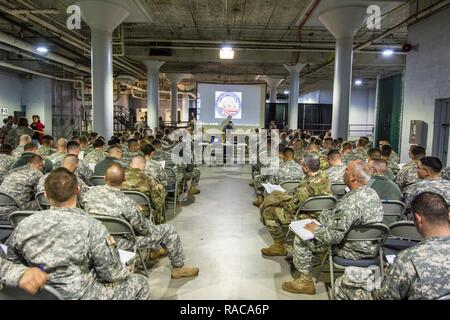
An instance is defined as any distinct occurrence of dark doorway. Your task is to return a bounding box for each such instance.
[432,99,450,165]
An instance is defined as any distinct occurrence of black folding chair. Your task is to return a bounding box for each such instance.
[9,211,35,227]
[122,190,155,223]
[91,176,105,186]
[330,183,347,200]
[383,221,423,256]
[164,167,179,215]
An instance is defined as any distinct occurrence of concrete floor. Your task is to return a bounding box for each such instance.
[147,165,330,300]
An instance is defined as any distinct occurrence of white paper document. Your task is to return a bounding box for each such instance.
[386,255,397,265]
[159,161,166,169]
[261,183,286,194]
[118,249,136,266]
[289,219,321,241]
[0,244,7,255]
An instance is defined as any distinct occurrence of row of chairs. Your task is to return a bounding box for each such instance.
[0,210,151,300]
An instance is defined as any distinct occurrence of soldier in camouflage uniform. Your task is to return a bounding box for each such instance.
[381,144,400,176]
[0,155,44,217]
[260,155,332,256]
[84,139,106,164]
[0,256,48,294]
[325,149,346,184]
[152,139,184,193]
[442,166,450,181]
[282,160,383,294]
[403,156,450,209]
[37,135,55,157]
[5,168,150,300]
[0,116,15,145]
[82,163,199,279]
[143,144,168,187]
[37,155,90,203]
[62,141,94,185]
[335,192,450,300]
[11,134,32,158]
[379,138,400,164]
[342,138,369,164]
[120,156,166,224]
[395,145,425,190]
[340,141,354,164]
[121,139,143,164]
[11,142,53,173]
[305,143,330,171]
[0,143,15,183]
[47,138,67,165]
[269,147,305,184]
[292,139,306,164]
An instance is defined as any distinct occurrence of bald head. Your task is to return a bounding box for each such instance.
[368,159,388,176]
[344,160,371,189]
[20,134,32,145]
[105,163,125,187]
[130,155,146,170]
[62,154,79,173]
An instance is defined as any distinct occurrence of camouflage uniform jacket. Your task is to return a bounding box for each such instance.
[0,125,15,145]
[386,158,400,175]
[75,159,94,185]
[5,126,34,148]
[395,161,419,190]
[11,152,53,174]
[82,185,154,251]
[389,150,400,164]
[403,178,450,209]
[441,167,450,181]
[120,168,166,211]
[0,154,16,182]
[294,149,305,164]
[11,145,25,158]
[37,146,56,157]
[6,208,132,300]
[281,170,332,215]
[47,152,67,165]
[121,151,144,164]
[345,148,367,163]
[84,149,106,164]
[144,159,168,187]
[326,164,346,184]
[0,164,42,212]
[0,256,27,288]
[374,236,450,300]
[269,160,304,185]
[315,185,383,259]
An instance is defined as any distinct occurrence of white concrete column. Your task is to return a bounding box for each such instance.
[143,60,164,130]
[76,1,129,138]
[283,64,305,130]
[166,73,189,124]
[319,6,367,140]
[262,76,284,103]
[182,93,190,122]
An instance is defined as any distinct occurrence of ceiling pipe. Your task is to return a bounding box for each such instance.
[295,0,321,64]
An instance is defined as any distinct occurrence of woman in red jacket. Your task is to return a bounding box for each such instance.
[30,115,45,146]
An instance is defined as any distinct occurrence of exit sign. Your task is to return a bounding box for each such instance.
[0,108,8,115]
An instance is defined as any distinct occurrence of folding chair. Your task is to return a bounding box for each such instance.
[9,211,35,227]
[35,192,50,210]
[315,223,390,300]
[164,167,178,215]
[91,176,106,186]
[0,219,13,243]
[437,294,450,300]
[280,180,301,194]
[0,285,64,300]
[381,200,405,225]
[122,191,155,223]
[285,196,337,240]
[0,192,20,214]
[383,221,423,256]
[93,215,149,276]
[330,184,347,200]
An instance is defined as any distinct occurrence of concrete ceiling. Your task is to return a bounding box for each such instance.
[0,0,440,93]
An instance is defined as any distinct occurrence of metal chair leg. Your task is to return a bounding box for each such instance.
[329,251,335,300]
[315,248,329,283]
[137,249,149,277]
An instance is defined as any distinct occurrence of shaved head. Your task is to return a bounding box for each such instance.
[62,154,79,173]
[20,134,32,144]
[130,155,146,170]
[105,163,125,187]
[57,138,68,147]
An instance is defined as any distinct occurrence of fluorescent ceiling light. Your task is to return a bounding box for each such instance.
[220,47,234,59]
[284,90,289,94]
[382,49,394,57]
[36,46,48,54]
[354,79,363,86]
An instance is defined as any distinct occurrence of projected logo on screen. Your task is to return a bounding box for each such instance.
[215,91,242,119]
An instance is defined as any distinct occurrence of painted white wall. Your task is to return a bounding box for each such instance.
[21,77,52,136]
[0,70,23,124]
[400,7,450,164]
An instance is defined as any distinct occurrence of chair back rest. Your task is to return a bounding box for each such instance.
[92,215,137,239]
[35,192,50,210]
[299,196,337,212]
[345,223,390,242]
[382,200,405,216]
[0,192,19,207]
[280,180,301,194]
[0,285,64,300]
[164,168,177,191]
[122,191,151,208]
[91,176,105,186]
[388,221,424,242]
[437,294,450,300]
[8,211,35,227]
[331,184,347,197]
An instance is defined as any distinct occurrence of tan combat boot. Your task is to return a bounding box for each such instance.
[252,196,264,208]
[149,247,168,260]
[171,266,200,279]
[261,241,288,256]
[188,186,201,196]
[282,273,316,295]
[249,181,255,187]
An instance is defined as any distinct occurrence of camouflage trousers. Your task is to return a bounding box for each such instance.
[136,223,185,268]
[261,206,292,242]
[82,274,151,300]
[292,235,327,275]
[334,267,379,300]
[185,167,201,186]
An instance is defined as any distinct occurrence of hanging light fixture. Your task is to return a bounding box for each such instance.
[220,46,234,59]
